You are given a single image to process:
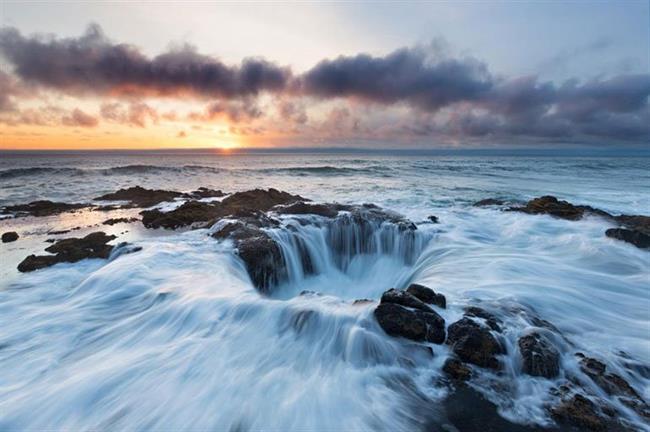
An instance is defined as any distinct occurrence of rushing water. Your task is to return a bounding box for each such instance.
[0,151,649,430]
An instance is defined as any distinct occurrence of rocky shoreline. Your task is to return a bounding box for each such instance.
[1,187,649,430]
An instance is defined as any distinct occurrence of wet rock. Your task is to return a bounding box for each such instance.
[141,189,304,229]
[374,302,446,344]
[464,306,502,332]
[380,288,434,313]
[1,200,88,217]
[578,355,641,399]
[473,198,505,207]
[428,215,439,223]
[212,221,286,293]
[441,386,554,432]
[443,358,472,381]
[518,332,560,378]
[406,283,446,309]
[615,215,650,235]
[18,232,117,272]
[94,186,183,207]
[446,317,505,369]
[141,201,222,229]
[510,196,586,220]
[605,228,650,249]
[273,201,347,218]
[551,394,617,431]
[184,187,225,199]
[102,217,139,226]
[352,298,374,305]
[1,231,18,243]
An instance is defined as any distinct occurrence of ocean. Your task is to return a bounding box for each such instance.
[0,151,649,430]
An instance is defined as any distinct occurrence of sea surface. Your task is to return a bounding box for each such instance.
[0,151,649,430]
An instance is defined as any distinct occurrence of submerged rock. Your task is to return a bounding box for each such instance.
[473,198,505,207]
[443,358,472,382]
[17,232,117,272]
[551,394,619,431]
[463,306,502,332]
[446,317,504,370]
[406,283,446,309]
[94,186,183,207]
[518,332,560,378]
[577,354,641,399]
[1,200,87,217]
[102,217,139,226]
[1,231,19,243]
[605,228,650,249]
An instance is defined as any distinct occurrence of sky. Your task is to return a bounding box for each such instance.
[0,1,648,150]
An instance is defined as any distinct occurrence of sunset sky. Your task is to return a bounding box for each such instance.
[1,1,649,150]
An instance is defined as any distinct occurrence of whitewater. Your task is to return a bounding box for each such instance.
[0,152,649,431]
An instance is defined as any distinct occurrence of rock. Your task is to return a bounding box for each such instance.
[18,232,117,272]
[428,215,439,223]
[212,221,287,293]
[518,332,560,378]
[141,189,305,229]
[446,317,504,369]
[1,231,18,243]
[578,355,641,399]
[605,228,650,249]
[352,298,373,305]
[184,187,225,199]
[380,288,434,313]
[1,200,88,217]
[94,186,183,207]
[102,217,139,226]
[273,201,347,218]
[473,198,505,207]
[141,201,222,229]
[406,283,446,309]
[551,394,615,431]
[463,306,502,332]
[615,215,650,235]
[510,196,586,220]
[374,302,446,344]
[443,358,472,381]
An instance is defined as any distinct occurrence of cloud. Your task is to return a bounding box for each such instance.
[300,44,493,111]
[1,24,648,144]
[61,108,99,127]
[0,24,291,99]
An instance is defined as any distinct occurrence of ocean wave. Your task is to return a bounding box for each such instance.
[0,164,224,180]
[255,165,393,176]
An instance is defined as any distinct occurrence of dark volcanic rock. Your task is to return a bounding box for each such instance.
[615,215,650,235]
[18,232,117,272]
[474,198,505,207]
[94,186,183,207]
[551,394,616,431]
[406,283,446,309]
[184,187,225,199]
[2,200,87,217]
[380,288,434,313]
[443,358,472,381]
[463,306,502,332]
[212,221,287,293]
[102,217,139,226]
[273,201,347,218]
[2,231,19,243]
[374,302,446,344]
[446,317,504,369]
[141,189,304,229]
[141,201,222,229]
[428,215,439,223]
[518,332,560,378]
[578,355,641,399]
[510,196,587,220]
[605,228,650,249]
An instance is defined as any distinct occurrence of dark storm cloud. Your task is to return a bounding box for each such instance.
[300,46,493,110]
[1,24,648,143]
[0,24,291,98]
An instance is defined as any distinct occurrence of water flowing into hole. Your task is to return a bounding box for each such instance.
[266,213,435,300]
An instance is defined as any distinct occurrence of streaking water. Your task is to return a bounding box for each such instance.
[0,152,649,430]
